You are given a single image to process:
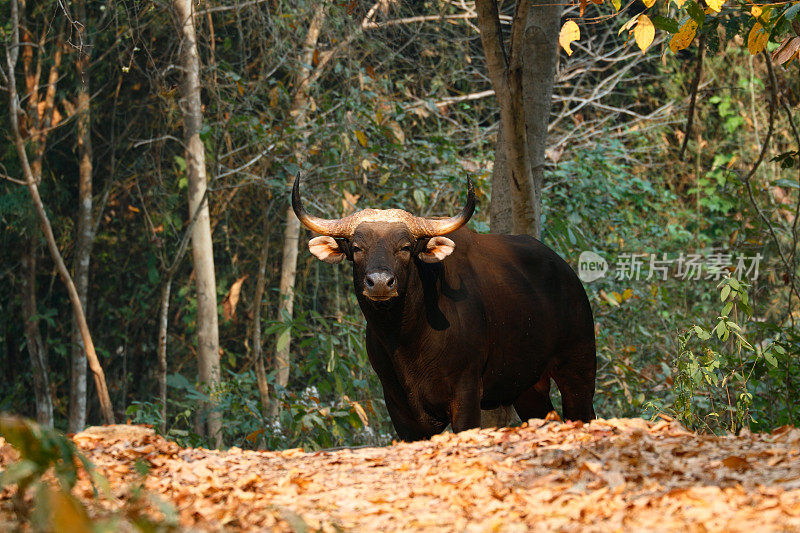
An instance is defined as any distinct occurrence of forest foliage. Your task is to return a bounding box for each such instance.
[0,0,799,453]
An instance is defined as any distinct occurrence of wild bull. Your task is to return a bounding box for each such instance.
[293,175,596,441]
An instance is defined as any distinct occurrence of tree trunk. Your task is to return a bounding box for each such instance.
[68,0,93,433]
[5,0,115,426]
[489,131,513,234]
[476,0,537,236]
[521,0,562,239]
[252,211,272,418]
[477,0,560,239]
[20,242,54,428]
[270,7,327,418]
[157,278,172,434]
[173,0,222,447]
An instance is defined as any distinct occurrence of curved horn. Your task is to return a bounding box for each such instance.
[411,176,476,237]
[292,174,354,237]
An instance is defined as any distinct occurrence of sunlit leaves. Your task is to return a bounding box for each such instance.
[634,15,656,51]
[354,130,368,147]
[706,0,724,13]
[559,20,581,56]
[669,19,698,52]
[748,23,769,54]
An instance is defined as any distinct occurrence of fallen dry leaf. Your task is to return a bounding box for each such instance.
[4,419,800,531]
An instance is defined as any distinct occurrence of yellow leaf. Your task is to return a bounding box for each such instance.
[612,291,623,303]
[352,401,369,426]
[222,276,248,322]
[269,86,280,107]
[674,0,687,7]
[706,0,724,12]
[44,489,92,533]
[622,288,633,301]
[619,14,639,36]
[634,15,655,52]
[355,130,368,147]
[559,20,580,56]
[643,0,656,8]
[669,19,698,53]
[748,23,769,55]
[751,5,762,17]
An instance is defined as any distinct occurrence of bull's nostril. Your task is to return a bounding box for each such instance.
[366,276,375,287]
[387,276,396,288]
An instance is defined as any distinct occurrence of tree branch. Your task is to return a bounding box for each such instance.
[679,34,705,161]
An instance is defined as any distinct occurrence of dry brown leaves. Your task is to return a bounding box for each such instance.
[5,417,800,531]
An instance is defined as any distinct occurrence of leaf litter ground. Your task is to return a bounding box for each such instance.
[4,417,800,531]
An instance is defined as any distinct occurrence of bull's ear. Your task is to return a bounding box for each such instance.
[309,236,345,264]
[419,236,455,263]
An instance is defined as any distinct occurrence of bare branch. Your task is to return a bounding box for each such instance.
[679,34,705,161]
[197,0,270,15]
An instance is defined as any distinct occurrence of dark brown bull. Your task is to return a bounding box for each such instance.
[293,175,596,440]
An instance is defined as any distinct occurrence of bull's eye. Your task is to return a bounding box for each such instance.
[352,244,362,253]
[400,244,412,252]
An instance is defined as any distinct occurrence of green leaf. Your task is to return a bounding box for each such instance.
[413,189,426,209]
[651,15,680,33]
[765,351,778,367]
[686,2,706,24]
[774,178,800,188]
[0,459,39,489]
[783,2,800,24]
[720,284,731,302]
[721,302,733,316]
[276,328,291,353]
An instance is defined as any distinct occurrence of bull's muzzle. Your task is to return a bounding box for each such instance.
[364,271,398,301]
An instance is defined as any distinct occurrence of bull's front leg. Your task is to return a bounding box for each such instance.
[449,385,482,433]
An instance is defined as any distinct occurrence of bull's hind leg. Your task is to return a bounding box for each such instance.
[513,375,554,421]
[551,344,597,422]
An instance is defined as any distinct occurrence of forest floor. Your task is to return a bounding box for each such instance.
[4,417,800,531]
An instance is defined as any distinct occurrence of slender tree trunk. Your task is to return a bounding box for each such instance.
[173,0,222,447]
[157,278,172,434]
[5,0,114,425]
[68,0,93,433]
[521,0,561,239]
[252,212,272,418]
[271,7,327,418]
[20,242,54,428]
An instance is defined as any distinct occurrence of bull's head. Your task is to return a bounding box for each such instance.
[292,175,475,302]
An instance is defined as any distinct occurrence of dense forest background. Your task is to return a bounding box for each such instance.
[2,0,800,450]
